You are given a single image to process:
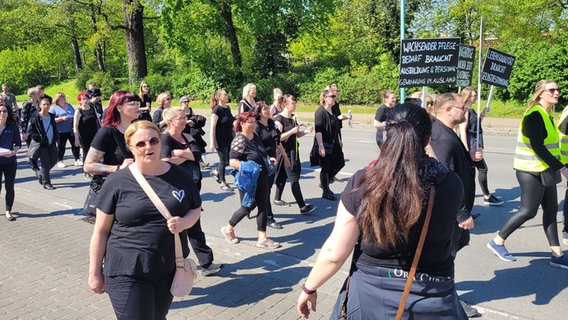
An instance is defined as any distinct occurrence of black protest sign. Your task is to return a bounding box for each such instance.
[481,48,515,88]
[399,38,460,88]
[456,45,476,87]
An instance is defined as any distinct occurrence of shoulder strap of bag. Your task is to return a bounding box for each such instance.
[111,127,130,158]
[395,184,436,320]
[128,165,183,262]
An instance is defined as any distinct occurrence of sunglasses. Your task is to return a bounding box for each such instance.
[327,95,337,99]
[134,137,160,149]
[545,88,561,94]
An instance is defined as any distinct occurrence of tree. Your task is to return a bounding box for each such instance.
[122,0,147,85]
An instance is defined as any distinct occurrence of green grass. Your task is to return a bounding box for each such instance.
[16,80,529,118]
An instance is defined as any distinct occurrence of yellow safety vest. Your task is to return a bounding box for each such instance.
[557,106,568,163]
[513,105,560,172]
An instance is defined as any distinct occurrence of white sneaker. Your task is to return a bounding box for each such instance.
[74,159,83,166]
[56,161,67,168]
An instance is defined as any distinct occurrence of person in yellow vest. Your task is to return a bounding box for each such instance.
[487,80,568,269]
[557,103,568,246]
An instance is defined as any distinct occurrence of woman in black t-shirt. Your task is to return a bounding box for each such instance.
[89,120,201,320]
[255,101,289,229]
[73,92,100,165]
[273,95,315,215]
[221,111,281,249]
[137,81,152,121]
[238,83,258,114]
[84,91,140,210]
[373,90,397,148]
[209,90,235,191]
[298,104,467,320]
[161,107,223,277]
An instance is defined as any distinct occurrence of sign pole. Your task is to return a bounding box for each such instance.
[476,17,483,150]
[400,0,406,102]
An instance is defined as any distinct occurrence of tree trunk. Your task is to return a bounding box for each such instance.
[89,4,105,72]
[71,34,82,71]
[219,1,242,83]
[123,0,147,86]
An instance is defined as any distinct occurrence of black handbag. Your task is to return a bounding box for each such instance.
[82,187,98,216]
[26,140,40,160]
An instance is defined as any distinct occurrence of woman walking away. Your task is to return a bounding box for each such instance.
[27,98,58,190]
[298,104,467,319]
[273,94,315,215]
[89,121,201,320]
[488,80,568,269]
[209,89,235,191]
[73,92,100,166]
[458,86,503,206]
[161,107,223,276]
[0,101,21,220]
[221,111,281,249]
[312,89,345,201]
[50,92,81,167]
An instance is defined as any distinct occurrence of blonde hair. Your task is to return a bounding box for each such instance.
[528,80,557,110]
[156,92,172,108]
[242,83,256,99]
[460,87,475,106]
[27,87,38,98]
[124,120,161,147]
[53,92,66,106]
[162,107,186,130]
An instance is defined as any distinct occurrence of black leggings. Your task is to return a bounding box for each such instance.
[216,145,230,183]
[229,173,269,232]
[104,274,174,320]
[274,151,306,208]
[57,132,80,161]
[79,136,95,163]
[0,161,17,211]
[473,159,490,196]
[498,170,560,246]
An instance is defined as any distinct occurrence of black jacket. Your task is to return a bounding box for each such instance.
[27,113,58,147]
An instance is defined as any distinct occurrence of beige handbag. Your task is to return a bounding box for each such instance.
[129,165,197,297]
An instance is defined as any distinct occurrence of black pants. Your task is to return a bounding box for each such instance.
[187,218,214,268]
[274,150,306,208]
[216,145,230,183]
[79,135,95,163]
[229,173,269,232]
[499,170,560,246]
[104,274,173,320]
[57,131,80,161]
[473,158,490,196]
[37,145,57,185]
[0,161,17,211]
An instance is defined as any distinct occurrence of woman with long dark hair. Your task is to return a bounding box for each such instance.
[488,80,568,268]
[0,101,21,220]
[27,98,58,190]
[298,104,467,319]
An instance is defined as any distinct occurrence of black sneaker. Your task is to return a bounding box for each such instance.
[300,204,316,215]
[211,169,221,184]
[322,191,337,201]
[267,218,283,229]
[201,263,223,277]
[483,194,504,206]
[221,183,234,191]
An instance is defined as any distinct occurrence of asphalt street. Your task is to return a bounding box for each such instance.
[0,114,565,320]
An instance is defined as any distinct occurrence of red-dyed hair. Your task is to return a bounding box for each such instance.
[103,91,141,127]
[77,91,89,102]
[233,111,257,133]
